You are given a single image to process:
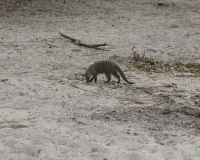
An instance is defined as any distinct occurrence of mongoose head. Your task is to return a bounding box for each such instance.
[85,64,96,83]
[85,70,92,83]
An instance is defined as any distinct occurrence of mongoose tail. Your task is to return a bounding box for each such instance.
[114,64,134,84]
[85,61,134,84]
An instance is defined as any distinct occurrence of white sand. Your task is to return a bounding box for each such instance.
[0,0,200,159]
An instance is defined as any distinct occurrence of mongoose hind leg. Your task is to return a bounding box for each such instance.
[112,71,120,83]
[104,72,111,83]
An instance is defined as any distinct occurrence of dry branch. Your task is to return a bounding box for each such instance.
[59,30,107,49]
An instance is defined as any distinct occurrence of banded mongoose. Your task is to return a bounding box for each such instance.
[85,60,134,84]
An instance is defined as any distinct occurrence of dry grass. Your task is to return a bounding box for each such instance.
[132,48,200,75]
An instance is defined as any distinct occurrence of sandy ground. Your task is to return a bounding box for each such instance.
[0,0,200,159]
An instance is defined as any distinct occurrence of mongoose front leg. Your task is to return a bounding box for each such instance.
[89,75,97,82]
[89,75,95,82]
[94,76,97,82]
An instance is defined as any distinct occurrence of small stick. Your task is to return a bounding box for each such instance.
[59,30,79,42]
[59,30,108,49]
[46,42,59,48]
[104,137,117,146]
[101,136,117,151]
[69,83,98,94]
[55,78,98,94]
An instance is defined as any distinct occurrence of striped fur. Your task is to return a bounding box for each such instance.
[85,60,134,84]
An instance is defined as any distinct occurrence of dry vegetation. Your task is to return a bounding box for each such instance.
[132,48,200,75]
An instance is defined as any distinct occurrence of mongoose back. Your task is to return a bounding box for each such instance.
[85,60,134,84]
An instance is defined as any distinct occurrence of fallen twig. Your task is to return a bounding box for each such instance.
[69,83,98,94]
[59,30,107,49]
[104,137,117,146]
[46,42,59,48]
[55,78,98,94]
[100,136,117,151]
